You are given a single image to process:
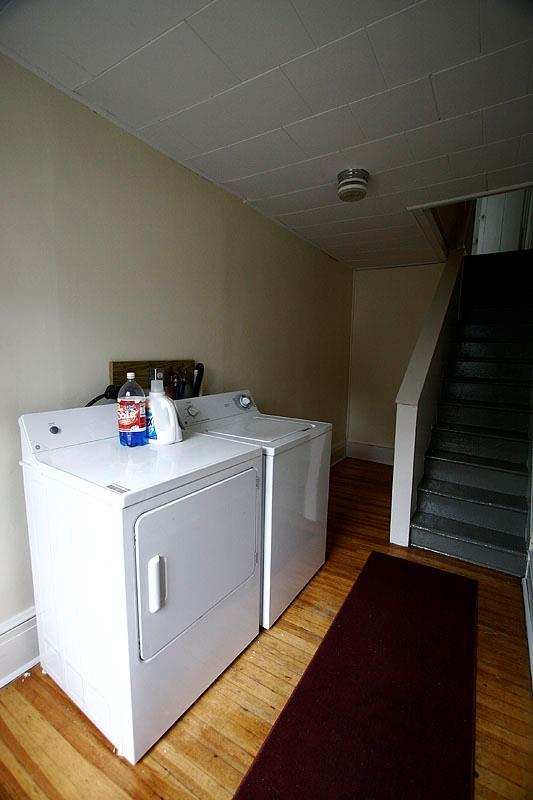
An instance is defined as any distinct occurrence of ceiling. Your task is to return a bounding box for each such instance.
[1,0,532,270]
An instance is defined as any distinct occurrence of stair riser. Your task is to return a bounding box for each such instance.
[438,404,530,433]
[431,430,528,464]
[448,361,533,382]
[425,458,528,497]
[463,307,533,324]
[455,341,533,360]
[410,530,526,577]
[443,381,530,405]
[417,491,527,537]
[439,404,529,433]
[459,323,533,342]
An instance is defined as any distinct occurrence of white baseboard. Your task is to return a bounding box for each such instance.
[523,560,533,688]
[346,441,394,465]
[0,607,39,689]
[331,441,346,466]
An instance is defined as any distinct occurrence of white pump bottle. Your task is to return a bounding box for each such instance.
[146,380,183,445]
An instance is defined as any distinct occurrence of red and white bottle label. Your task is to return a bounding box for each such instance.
[117,399,146,432]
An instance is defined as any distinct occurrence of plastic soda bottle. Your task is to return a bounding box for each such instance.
[117,372,147,447]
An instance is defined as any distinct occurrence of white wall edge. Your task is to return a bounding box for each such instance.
[523,570,533,688]
[346,441,394,465]
[0,608,39,689]
[331,441,347,466]
[390,250,463,546]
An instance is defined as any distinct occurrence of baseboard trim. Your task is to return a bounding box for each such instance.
[346,441,394,465]
[331,441,347,466]
[522,567,533,688]
[0,607,39,689]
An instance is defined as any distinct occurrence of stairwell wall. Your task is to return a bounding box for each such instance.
[347,263,444,464]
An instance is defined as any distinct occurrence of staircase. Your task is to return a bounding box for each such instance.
[410,250,532,576]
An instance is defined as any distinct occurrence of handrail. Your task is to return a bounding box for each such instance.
[390,248,464,546]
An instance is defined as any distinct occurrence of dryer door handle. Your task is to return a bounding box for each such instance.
[147,555,167,613]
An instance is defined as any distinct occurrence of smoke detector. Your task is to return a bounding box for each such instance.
[337,169,369,202]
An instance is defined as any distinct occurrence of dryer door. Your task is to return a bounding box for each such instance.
[135,468,257,660]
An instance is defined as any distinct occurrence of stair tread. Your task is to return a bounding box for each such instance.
[432,422,529,442]
[458,337,533,342]
[418,478,528,512]
[411,512,528,554]
[450,356,533,365]
[428,449,528,474]
[444,375,532,387]
[439,398,529,413]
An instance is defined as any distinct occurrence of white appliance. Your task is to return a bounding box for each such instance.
[19,404,263,764]
[175,391,332,629]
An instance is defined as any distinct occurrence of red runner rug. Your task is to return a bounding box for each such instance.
[234,551,477,800]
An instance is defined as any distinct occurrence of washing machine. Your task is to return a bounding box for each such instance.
[19,403,263,763]
[175,391,332,629]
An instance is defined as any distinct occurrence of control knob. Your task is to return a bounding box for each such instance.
[187,406,199,417]
[239,395,252,408]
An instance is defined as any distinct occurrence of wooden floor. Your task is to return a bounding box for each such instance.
[1,458,532,799]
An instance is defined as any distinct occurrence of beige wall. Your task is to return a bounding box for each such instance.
[0,55,352,625]
[347,264,444,453]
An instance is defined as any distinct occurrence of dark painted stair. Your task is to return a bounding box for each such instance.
[410,250,532,577]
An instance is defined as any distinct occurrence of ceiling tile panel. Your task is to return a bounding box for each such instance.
[318,229,428,251]
[223,133,413,200]
[0,5,91,87]
[406,113,483,161]
[1,0,213,78]
[483,95,533,143]
[480,0,533,54]
[281,29,386,113]
[449,139,521,178]
[372,155,451,193]
[294,211,419,237]
[367,0,480,86]
[291,0,419,47]
[137,120,200,161]
[432,42,533,119]
[257,186,428,225]
[187,0,314,81]
[341,133,414,172]
[349,78,438,140]
[424,173,488,203]
[349,252,437,269]
[76,23,238,129]
[250,184,338,216]
[162,69,311,154]
[184,128,307,182]
[223,154,341,199]
[276,194,412,228]
[284,106,366,158]
[486,162,533,190]
[518,134,533,163]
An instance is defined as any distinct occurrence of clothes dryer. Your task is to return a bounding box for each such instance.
[19,404,262,763]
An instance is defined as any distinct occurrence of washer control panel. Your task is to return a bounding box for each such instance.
[175,391,256,428]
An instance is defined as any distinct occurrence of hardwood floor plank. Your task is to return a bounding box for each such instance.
[0,457,531,799]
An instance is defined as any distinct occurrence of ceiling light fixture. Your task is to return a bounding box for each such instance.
[337,168,369,202]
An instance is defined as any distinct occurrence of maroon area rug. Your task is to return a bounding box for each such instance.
[235,552,477,800]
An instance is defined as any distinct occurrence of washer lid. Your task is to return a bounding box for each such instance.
[207,416,312,443]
